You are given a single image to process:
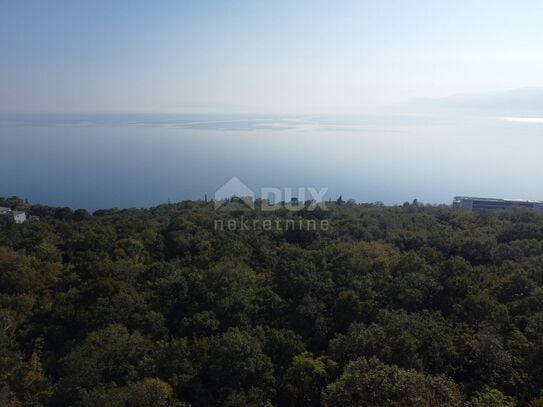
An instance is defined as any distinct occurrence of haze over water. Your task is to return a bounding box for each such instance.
[3,1,543,211]
[1,113,542,211]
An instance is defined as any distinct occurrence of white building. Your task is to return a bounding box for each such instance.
[0,207,27,223]
[453,196,543,212]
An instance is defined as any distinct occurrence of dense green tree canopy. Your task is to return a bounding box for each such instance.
[2,197,543,405]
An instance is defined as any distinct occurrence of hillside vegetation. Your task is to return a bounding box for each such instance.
[1,196,543,406]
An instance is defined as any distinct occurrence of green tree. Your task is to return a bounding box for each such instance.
[468,387,517,407]
[9,353,52,405]
[279,352,338,407]
[322,357,462,407]
[125,378,179,407]
[196,328,275,405]
[56,324,154,404]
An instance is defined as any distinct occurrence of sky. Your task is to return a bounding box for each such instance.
[1,0,543,114]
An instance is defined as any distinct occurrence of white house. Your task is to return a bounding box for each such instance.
[0,208,27,223]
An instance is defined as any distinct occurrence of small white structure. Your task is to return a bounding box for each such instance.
[0,207,27,223]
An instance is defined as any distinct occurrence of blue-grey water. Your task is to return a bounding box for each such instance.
[1,113,542,210]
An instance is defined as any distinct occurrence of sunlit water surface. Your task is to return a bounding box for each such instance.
[1,113,542,210]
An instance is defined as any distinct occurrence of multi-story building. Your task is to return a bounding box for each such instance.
[453,196,543,212]
[0,207,27,223]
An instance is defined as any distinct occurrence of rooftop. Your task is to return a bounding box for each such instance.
[454,196,543,204]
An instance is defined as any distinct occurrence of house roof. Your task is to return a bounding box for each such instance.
[0,210,25,217]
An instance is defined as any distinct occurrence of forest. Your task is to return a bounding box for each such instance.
[1,195,543,406]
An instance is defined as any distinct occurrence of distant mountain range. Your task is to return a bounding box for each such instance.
[391,87,543,116]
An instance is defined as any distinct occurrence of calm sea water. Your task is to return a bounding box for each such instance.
[1,113,542,210]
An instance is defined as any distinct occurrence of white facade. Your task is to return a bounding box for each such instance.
[12,211,27,223]
[454,196,543,212]
[0,209,27,223]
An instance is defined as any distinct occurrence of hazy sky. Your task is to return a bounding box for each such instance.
[2,0,543,114]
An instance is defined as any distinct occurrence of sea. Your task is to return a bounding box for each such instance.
[1,113,542,211]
